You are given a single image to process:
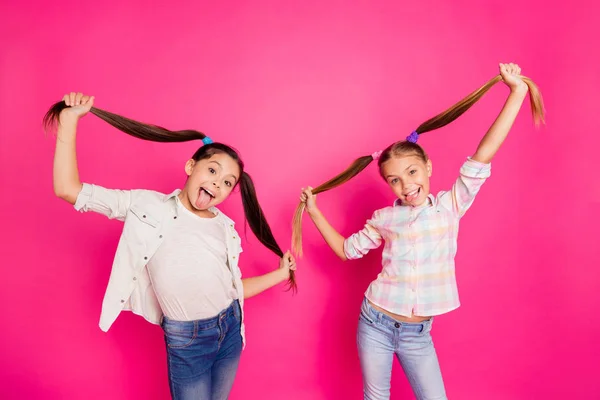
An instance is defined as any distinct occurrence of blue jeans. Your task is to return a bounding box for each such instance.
[357,298,447,400]
[162,300,243,400]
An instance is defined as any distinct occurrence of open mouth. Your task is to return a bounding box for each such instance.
[404,188,420,202]
[195,187,216,209]
[200,187,215,199]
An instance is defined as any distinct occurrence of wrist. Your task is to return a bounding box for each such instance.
[277,266,289,282]
[59,111,80,126]
[307,207,321,218]
[510,83,528,97]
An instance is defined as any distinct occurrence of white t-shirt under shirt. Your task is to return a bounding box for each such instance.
[147,198,238,321]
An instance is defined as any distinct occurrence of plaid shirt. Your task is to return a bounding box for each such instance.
[344,158,492,317]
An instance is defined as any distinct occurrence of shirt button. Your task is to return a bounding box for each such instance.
[142,215,146,218]
[159,235,163,238]
[144,256,148,260]
[173,216,177,219]
[412,288,416,292]
[233,256,236,259]
[133,277,137,281]
[233,236,236,239]
[394,322,400,328]
[120,299,125,303]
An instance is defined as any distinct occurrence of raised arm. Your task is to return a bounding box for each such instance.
[471,63,529,164]
[52,92,94,204]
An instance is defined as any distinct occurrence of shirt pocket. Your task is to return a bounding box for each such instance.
[129,206,159,227]
[124,206,161,245]
[424,207,456,257]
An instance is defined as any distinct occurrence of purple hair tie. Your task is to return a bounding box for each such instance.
[406,131,419,143]
[371,150,383,160]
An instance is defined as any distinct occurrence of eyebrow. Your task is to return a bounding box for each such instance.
[386,164,418,179]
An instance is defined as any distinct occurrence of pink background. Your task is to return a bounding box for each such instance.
[1,1,598,399]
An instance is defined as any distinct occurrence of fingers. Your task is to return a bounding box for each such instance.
[499,63,507,76]
[85,95,95,108]
[300,186,315,202]
[500,62,522,76]
[63,92,95,107]
[283,250,297,271]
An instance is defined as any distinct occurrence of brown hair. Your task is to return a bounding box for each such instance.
[292,75,545,256]
[44,102,297,292]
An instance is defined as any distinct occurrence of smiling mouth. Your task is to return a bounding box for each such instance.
[404,188,420,202]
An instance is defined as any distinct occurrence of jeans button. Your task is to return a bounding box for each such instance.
[394,322,400,328]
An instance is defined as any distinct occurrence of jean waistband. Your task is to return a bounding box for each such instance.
[361,297,432,333]
[161,299,240,328]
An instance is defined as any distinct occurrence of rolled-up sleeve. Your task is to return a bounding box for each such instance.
[343,211,383,260]
[438,157,492,217]
[74,183,132,221]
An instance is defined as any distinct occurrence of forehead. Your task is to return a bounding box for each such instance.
[201,153,241,176]
[381,155,426,174]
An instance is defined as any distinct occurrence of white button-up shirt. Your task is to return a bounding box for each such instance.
[73,183,247,344]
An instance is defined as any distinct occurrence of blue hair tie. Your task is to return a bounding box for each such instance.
[202,136,214,145]
[406,131,419,143]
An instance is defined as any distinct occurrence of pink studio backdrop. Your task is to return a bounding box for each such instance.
[1,1,598,399]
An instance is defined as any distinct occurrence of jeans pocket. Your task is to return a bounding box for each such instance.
[359,309,375,325]
[419,318,433,336]
[163,324,196,349]
[232,301,242,323]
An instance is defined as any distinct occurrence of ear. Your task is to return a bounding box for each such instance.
[426,159,432,177]
[184,159,196,177]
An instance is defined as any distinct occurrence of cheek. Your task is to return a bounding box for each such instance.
[390,185,403,197]
[220,186,234,197]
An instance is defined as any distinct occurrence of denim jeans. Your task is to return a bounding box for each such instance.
[162,300,243,400]
[357,297,447,400]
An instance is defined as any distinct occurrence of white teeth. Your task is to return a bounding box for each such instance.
[202,188,215,198]
[406,189,418,197]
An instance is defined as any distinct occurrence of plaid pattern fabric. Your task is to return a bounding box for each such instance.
[344,158,492,316]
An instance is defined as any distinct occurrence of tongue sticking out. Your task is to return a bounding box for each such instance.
[406,189,420,203]
[195,189,212,209]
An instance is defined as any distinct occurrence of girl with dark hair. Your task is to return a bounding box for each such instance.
[46,92,297,400]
